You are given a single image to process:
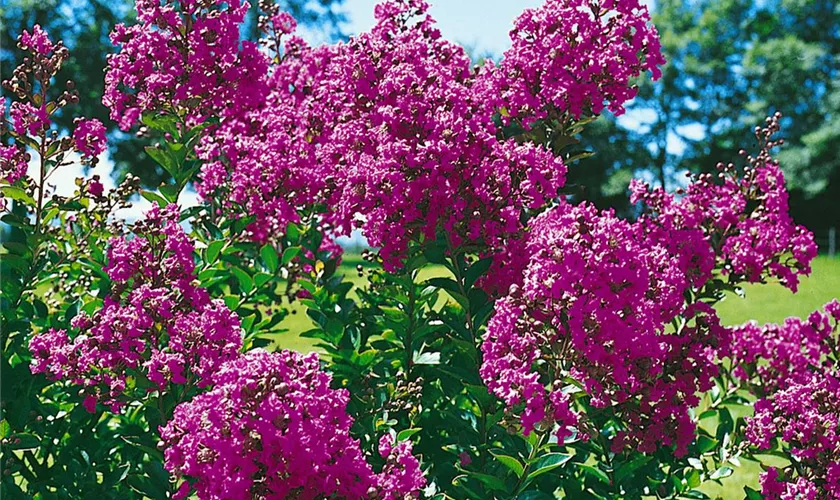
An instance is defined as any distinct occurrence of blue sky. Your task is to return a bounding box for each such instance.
[340,0,543,56]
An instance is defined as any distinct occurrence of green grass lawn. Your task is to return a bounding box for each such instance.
[272,254,838,498]
[715,255,840,326]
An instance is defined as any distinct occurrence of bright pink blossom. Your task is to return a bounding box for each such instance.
[161,349,425,499]
[749,376,840,499]
[630,161,817,292]
[730,302,838,392]
[73,118,107,158]
[478,0,664,125]
[103,0,269,130]
[10,101,50,136]
[29,204,242,412]
[0,144,28,184]
[19,25,54,55]
[481,200,728,455]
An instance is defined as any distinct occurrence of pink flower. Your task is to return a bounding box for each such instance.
[161,350,425,499]
[103,0,268,130]
[87,180,105,197]
[19,25,54,55]
[750,376,840,499]
[73,118,107,158]
[0,145,28,184]
[481,200,726,455]
[478,0,664,124]
[29,204,242,412]
[10,102,50,136]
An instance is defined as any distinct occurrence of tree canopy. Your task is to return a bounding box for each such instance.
[573,0,839,234]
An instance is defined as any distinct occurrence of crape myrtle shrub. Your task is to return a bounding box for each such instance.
[0,0,831,498]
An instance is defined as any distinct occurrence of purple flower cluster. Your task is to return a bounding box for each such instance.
[731,300,840,392]
[630,161,817,292]
[10,101,51,136]
[19,24,54,55]
[185,0,665,267]
[161,349,425,500]
[29,204,242,412]
[751,376,840,499]
[732,301,840,497]
[481,132,815,454]
[481,0,664,124]
[103,0,269,130]
[481,200,727,454]
[0,142,28,184]
[72,117,107,158]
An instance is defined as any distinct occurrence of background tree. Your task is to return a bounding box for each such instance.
[574,0,839,236]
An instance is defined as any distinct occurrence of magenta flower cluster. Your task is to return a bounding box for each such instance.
[630,161,817,292]
[102,0,662,267]
[10,101,51,136]
[752,376,840,499]
[480,155,816,455]
[29,204,242,412]
[190,0,583,266]
[0,143,27,184]
[19,24,54,55]
[483,0,664,124]
[72,117,107,158]
[481,200,727,455]
[161,349,425,500]
[731,300,840,392]
[103,0,268,130]
[731,301,840,497]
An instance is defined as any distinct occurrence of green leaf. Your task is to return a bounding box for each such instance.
[0,186,36,206]
[490,450,525,478]
[159,184,180,203]
[9,433,40,451]
[298,279,316,294]
[412,351,441,365]
[281,246,301,266]
[260,244,279,272]
[614,455,652,485]
[464,383,496,409]
[696,435,718,454]
[464,257,493,290]
[145,146,177,177]
[141,113,179,136]
[0,420,10,439]
[577,463,610,485]
[254,272,272,288]
[744,486,763,500]
[709,466,733,480]
[140,190,168,208]
[523,453,573,485]
[223,294,240,310]
[206,241,225,265]
[286,222,301,241]
[458,471,506,491]
[687,469,701,488]
[231,267,254,293]
[423,243,446,264]
[517,492,554,500]
[425,277,468,309]
[397,428,422,442]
